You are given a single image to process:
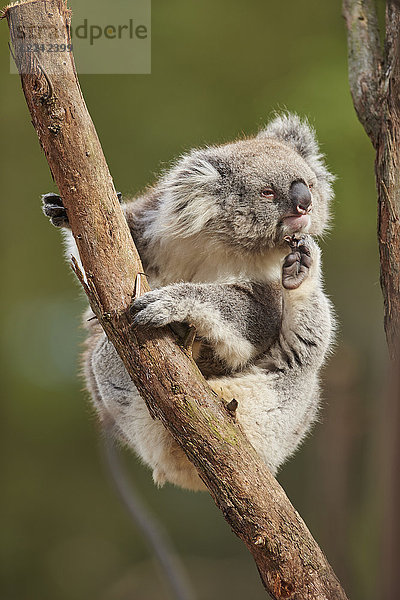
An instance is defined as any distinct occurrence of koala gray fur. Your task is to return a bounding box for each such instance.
[43,113,335,491]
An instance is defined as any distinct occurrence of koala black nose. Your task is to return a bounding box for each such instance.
[290,181,312,214]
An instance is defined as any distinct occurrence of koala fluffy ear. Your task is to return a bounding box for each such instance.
[257,113,319,160]
[258,113,335,188]
[170,151,222,192]
[155,150,223,238]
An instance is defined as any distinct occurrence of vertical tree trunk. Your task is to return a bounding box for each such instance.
[376,2,400,360]
[343,1,400,597]
[343,0,400,359]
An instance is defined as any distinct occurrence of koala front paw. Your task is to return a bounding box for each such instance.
[282,235,313,290]
[131,288,188,328]
[42,193,69,228]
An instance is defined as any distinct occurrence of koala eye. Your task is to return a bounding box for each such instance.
[260,188,275,200]
[308,182,314,190]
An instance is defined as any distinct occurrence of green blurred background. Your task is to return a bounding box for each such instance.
[0,1,389,599]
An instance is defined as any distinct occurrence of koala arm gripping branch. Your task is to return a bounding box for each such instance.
[131,281,283,371]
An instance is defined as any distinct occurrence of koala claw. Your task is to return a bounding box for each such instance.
[282,236,312,290]
[131,289,184,328]
[42,192,69,227]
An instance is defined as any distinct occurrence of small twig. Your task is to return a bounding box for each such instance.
[183,325,197,353]
[101,421,196,600]
[226,398,238,415]
[37,62,54,102]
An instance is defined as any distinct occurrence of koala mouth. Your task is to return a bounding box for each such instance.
[282,214,311,232]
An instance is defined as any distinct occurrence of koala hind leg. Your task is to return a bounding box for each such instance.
[86,333,205,491]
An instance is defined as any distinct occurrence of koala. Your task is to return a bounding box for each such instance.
[42,113,335,491]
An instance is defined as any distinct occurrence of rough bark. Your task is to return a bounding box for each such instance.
[342,0,383,144]
[343,1,400,597]
[376,2,400,361]
[343,0,400,359]
[4,1,349,598]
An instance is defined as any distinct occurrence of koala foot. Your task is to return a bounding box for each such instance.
[282,235,312,290]
[42,191,122,228]
[42,193,69,227]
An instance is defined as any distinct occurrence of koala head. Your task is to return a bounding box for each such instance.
[153,114,334,253]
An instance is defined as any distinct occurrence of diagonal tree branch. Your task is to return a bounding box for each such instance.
[4,1,349,598]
